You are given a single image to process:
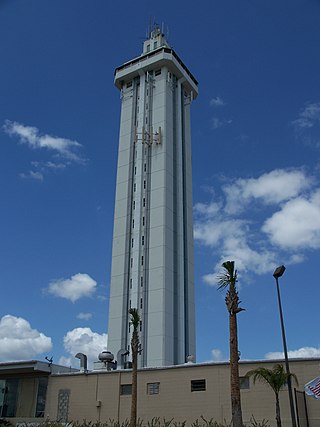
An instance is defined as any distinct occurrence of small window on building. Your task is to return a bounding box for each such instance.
[239,377,250,390]
[144,163,147,172]
[130,278,132,288]
[154,41,158,49]
[120,384,132,395]
[146,44,150,52]
[147,382,160,395]
[129,299,131,308]
[132,219,134,228]
[143,198,146,207]
[144,180,146,189]
[141,256,144,265]
[155,69,161,76]
[139,321,142,331]
[140,298,143,309]
[134,166,136,175]
[126,81,132,88]
[134,183,136,192]
[191,379,206,392]
[130,258,133,267]
[142,216,145,226]
[145,117,148,124]
[133,200,135,210]
[131,238,134,248]
[142,236,145,245]
[146,89,149,96]
[140,276,143,287]
[146,103,148,110]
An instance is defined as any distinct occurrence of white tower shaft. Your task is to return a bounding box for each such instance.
[108,28,198,367]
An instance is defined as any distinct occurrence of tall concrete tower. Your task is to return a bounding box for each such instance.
[108,26,198,367]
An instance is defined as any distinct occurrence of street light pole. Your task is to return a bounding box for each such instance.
[273,265,297,427]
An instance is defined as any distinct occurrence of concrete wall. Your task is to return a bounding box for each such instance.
[44,359,320,427]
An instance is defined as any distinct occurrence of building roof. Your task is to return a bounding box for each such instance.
[0,360,78,376]
[114,46,198,97]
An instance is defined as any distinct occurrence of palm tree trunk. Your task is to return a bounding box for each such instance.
[130,331,138,427]
[230,311,243,427]
[275,392,282,427]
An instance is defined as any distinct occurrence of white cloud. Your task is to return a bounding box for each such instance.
[31,160,67,170]
[202,243,275,286]
[212,117,224,129]
[3,120,83,162]
[224,169,311,214]
[194,201,221,217]
[194,218,246,248]
[61,327,108,368]
[288,253,305,264]
[262,190,320,250]
[211,349,224,362]
[212,117,232,130]
[292,102,320,129]
[77,312,92,321]
[203,349,228,363]
[193,168,318,285]
[265,347,320,360]
[194,168,320,286]
[210,96,226,107]
[19,171,44,181]
[291,102,320,149]
[58,355,72,367]
[195,216,276,285]
[0,315,52,361]
[47,273,97,303]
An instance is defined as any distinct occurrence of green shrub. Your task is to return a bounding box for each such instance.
[35,416,270,427]
[0,419,14,427]
[248,416,270,427]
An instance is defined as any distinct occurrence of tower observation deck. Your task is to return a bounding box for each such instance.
[107,26,198,367]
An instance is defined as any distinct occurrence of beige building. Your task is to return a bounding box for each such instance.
[1,358,319,427]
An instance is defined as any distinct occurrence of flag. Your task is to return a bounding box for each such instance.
[304,376,320,399]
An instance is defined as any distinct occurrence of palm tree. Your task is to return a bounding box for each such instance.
[246,364,298,427]
[129,308,140,427]
[217,261,244,427]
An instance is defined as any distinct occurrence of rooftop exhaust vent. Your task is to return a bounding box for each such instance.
[75,352,88,372]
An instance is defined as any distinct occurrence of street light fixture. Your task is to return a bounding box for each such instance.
[273,265,297,427]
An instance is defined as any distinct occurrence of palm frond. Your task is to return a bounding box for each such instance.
[217,260,237,290]
[129,308,140,330]
[246,364,298,393]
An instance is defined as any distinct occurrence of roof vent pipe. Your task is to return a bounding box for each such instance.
[75,352,88,372]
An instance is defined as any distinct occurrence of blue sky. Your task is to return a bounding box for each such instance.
[1,0,320,368]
